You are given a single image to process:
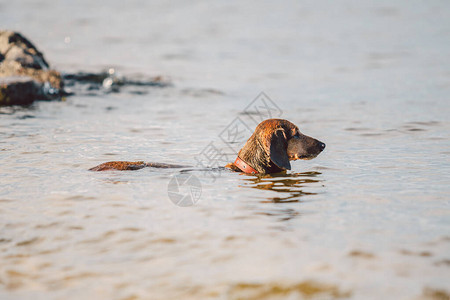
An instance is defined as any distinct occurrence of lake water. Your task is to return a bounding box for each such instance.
[1,1,449,299]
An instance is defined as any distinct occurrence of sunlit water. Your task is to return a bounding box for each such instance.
[1,1,449,299]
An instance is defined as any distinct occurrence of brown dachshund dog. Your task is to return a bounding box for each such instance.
[89,119,325,174]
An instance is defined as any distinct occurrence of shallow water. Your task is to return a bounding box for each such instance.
[1,1,450,299]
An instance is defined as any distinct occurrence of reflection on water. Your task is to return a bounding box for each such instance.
[240,171,322,203]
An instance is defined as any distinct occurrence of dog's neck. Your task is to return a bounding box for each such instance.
[237,135,284,174]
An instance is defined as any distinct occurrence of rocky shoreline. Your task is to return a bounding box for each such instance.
[0,30,168,106]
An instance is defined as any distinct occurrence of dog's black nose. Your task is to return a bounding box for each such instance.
[319,142,326,150]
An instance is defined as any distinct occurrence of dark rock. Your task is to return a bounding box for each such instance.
[0,76,40,106]
[0,31,170,105]
[0,30,63,105]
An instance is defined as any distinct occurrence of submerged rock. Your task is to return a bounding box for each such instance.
[0,30,63,105]
[62,69,169,95]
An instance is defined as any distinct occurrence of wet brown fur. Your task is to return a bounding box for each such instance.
[89,161,186,171]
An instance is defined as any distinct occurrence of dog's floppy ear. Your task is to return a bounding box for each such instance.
[263,128,291,170]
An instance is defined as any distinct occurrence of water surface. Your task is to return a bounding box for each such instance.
[1,1,449,299]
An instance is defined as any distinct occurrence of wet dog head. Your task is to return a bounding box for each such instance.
[237,119,325,173]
